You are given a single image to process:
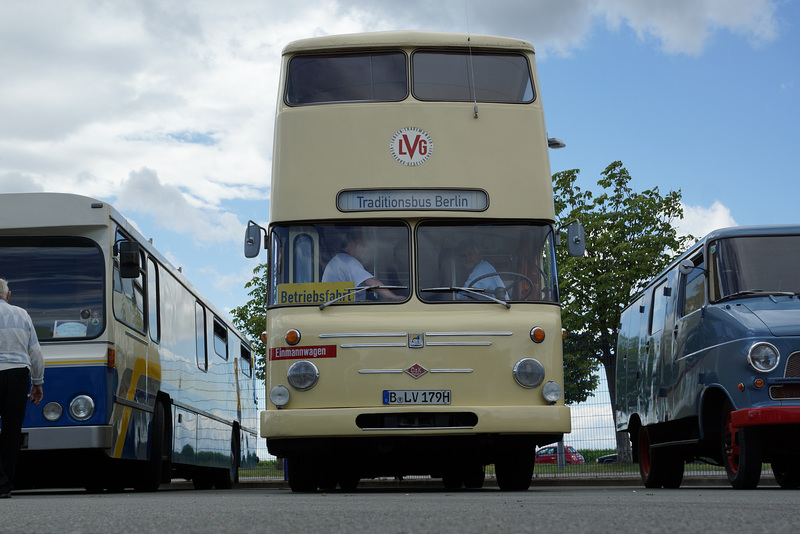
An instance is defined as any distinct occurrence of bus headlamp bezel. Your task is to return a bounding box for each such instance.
[287,360,320,391]
[69,395,95,421]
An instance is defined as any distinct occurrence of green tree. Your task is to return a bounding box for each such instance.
[554,161,693,457]
[231,263,268,380]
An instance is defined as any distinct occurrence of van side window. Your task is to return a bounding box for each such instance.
[681,254,705,316]
[649,281,668,335]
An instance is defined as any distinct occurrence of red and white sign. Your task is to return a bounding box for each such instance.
[269,345,337,361]
[390,127,434,166]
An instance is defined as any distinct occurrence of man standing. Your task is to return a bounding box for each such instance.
[0,277,44,498]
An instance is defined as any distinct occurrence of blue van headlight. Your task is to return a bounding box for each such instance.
[747,342,780,373]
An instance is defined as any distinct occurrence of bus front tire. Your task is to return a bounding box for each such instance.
[495,457,533,491]
[287,455,319,492]
[772,456,800,489]
[134,402,166,492]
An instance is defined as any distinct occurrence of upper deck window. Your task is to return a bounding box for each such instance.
[412,51,534,103]
[286,52,407,105]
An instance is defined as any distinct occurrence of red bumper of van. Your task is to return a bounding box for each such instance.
[731,406,800,427]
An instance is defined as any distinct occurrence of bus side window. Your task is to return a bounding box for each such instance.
[681,254,705,316]
[147,257,160,343]
[241,344,252,378]
[195,302,207,371]
[213,318,228,360]
[649,280,668,336]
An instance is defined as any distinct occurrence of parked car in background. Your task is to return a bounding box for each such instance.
[536,445,586,464]
[595,453,618,464]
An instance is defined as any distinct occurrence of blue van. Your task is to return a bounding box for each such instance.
[615,225,800,489]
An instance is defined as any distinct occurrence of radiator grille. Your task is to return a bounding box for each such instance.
[770,352,800,400]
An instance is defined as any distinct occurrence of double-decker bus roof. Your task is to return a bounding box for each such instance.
[283,31,535,55]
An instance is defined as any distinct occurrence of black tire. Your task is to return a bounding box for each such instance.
[721,400,762,489]
[462,464,486,489]
[192,470,214,490]
[495,456,534,491]
[772,457,800,489]
[134,402,165,492]
[338,473,360,492]
[287,456,318,492]
[214,430,240,490]
[637,426,683,488]
[638,426,664,488]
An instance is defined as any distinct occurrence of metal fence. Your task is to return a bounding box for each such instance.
[240,334,741,482]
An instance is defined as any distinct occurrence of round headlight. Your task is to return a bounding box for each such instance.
[542,381,562,404]
[748,342,779,373]
[43,402,63,422]
[287,360,319,391]
[69,395,95,421]
[513,358,545,388]
[269,385,291,408]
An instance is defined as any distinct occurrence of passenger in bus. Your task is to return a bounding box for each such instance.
[0,278,44,499]
[322,232,404,301]
[456,240,508,300]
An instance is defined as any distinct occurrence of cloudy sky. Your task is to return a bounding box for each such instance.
[2,0,797,318]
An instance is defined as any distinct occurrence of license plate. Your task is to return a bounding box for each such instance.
[383,390,451,405]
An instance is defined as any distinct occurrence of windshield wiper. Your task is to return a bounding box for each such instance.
[421,287,511,309]
[716,289,796,303]
[319,285,407,310]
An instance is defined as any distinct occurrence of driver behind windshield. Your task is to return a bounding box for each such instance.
[456,240,507,300]
[322,230,404,302]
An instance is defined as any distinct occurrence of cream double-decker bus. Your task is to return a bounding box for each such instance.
[246,31,584,491]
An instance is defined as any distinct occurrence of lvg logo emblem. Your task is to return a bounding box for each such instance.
[390,127,434,166]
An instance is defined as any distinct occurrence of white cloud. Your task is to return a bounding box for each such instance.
[114,167,244,246]
[677,200,738,239]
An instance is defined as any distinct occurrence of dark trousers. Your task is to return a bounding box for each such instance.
[0,367,30,492]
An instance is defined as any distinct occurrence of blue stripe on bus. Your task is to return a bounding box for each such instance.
[22,365,115,427]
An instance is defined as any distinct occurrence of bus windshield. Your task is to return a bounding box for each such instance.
[0,237,105,340]
[269,223,410,307]
[712,235,800,300]
[417,221,557,303]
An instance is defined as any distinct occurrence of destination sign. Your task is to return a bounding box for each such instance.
[337,189,488,212]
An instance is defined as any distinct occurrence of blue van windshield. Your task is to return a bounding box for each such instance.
[713,235,800,300]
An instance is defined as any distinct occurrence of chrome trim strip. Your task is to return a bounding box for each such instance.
[430,369,473,373]
[342,343,408,348]
[320,333,407,338]
[115,396,154,413]
[426,341,492,346]
[426,331,512,336]
[359,369,404,374]
[125,330,149,345]
[361,426,475,431]
[171,399,235,428]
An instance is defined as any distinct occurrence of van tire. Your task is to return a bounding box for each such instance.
[721,400,762,489]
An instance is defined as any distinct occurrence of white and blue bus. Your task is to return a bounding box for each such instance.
[0,192,258,491]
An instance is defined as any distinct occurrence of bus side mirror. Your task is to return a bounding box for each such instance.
[118,241,141,279]
[567,221,585,257]
[244,221,265,259]
[678,259,695,276]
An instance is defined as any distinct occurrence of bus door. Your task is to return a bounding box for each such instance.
[112,230,155,460]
